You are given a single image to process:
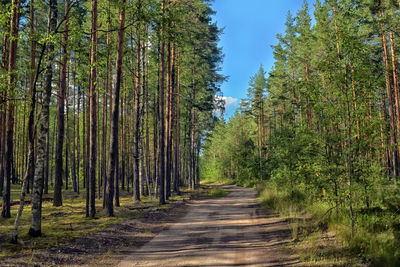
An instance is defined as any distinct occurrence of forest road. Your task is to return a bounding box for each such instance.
[117,185,300,267]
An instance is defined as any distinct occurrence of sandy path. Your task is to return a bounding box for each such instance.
[118,185,300,267]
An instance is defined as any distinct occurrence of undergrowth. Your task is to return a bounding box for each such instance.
[258,185,400,266]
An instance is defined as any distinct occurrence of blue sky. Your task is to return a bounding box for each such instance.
[211,0,315,118]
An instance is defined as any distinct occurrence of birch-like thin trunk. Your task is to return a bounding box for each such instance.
[29,0,57,236]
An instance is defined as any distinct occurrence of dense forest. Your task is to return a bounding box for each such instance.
[202,0,400,265]
[0,0,224,244]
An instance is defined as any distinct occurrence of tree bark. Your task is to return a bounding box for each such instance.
[53,0,70,206]
[173,47,180,194]
[133,4,142,203]
[190,61,196,190]
[11,0,40,242]
[159,0,166,205]
[2,0,20,219]
[165,41,172,199]
[105,0,126,217]
[381,30,399,178]
[72,57,77,192]
[103,0,112,207]
[29,0,57,236]
[88,0,98,218]
[390,31,400,184]
[76,83,81,194]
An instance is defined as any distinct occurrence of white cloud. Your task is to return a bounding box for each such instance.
[215,96,238,109]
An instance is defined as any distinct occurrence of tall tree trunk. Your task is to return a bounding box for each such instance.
[88,0,98,218]
[143,28,152,196]
[103,0,112,207]
[44,116,50,195]
[2,0,20,219]
[159,0,166,205]
[121,91,125,190]
[76,84,81,194]
[390,31,400,184]
[190,62,196,190]
[65,64,70,191]
[53,0,70,206]
[173,49,180,194]
[29,0,57,236]
[72,57,77,192]
[97,92,101,199]
[11,0,41,242]
[133,7,142,203]
[0,18,10,199]
[382,30,399,177]
[105,0,126,216]
[165,41,172,199]
[145,55,152,196]
[140,33,147,196]
[154,78,159,198]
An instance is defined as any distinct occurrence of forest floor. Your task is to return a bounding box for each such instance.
[1,185,300,266]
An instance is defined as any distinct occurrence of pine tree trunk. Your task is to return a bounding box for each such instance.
[165,41,173,199]
[44,118,50,195]
[88,0,98,218]
[144,34,152,196]
[72,58,77,192]
[76,84,81,194]
[381,30,399,177]
[133,6,142,203]
[190,62,196,190]
[173,50,181,194]
[53,0,70,206]
[65,64,70,191]
[159,0,166,204]
[103,0,112,207]
[2,0,20,218]
[105,0,126,216]
[142,32,150,196]
[154,82,159,198]
[121,92,125,190]
[390,31,400,184]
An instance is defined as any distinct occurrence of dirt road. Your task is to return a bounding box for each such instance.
[118,185,299,267]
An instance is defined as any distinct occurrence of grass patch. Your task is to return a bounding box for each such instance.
[0,187,196,260]
[200,177,235,185]
[206,187,229,198]
[257,186,371,266]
